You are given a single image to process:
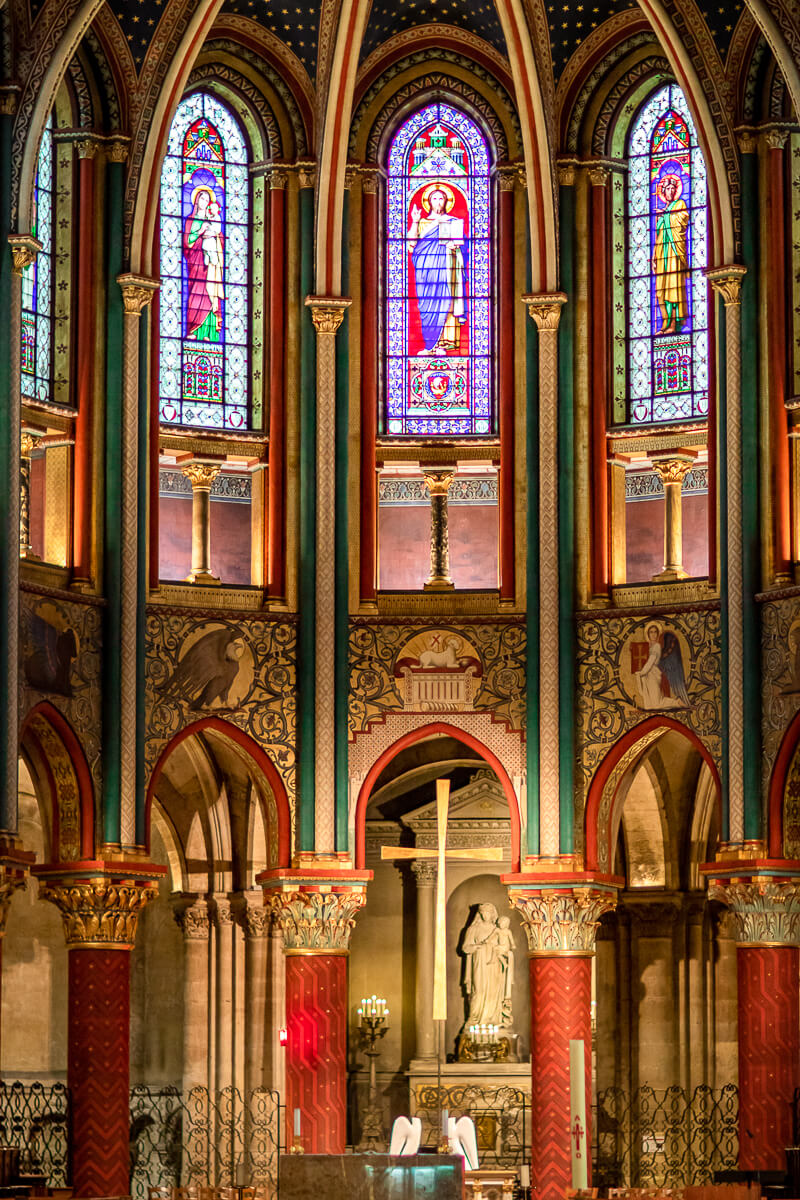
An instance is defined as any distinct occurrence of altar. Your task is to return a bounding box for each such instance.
[279,1155,464,1200]
[407,1061,530,1163]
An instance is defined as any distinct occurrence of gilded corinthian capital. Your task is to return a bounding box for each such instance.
[305,295,352,335]
[508,884,618,955]
[706,875,800,946]
[522,292,568,332]
[38,878,160,948]
[268,885,367,953]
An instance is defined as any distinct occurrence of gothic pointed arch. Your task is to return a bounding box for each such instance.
[19,701,95,863]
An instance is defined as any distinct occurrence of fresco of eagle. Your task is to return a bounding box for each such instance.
[160,626,249,711]
[24,611,78,696]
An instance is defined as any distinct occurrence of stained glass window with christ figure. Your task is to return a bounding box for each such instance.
[626,84,708,424]
[159,92,250,429]
[384,103,493,437]
[21,113,53,405]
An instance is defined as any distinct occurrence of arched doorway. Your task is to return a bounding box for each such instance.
[349,725,528,1151]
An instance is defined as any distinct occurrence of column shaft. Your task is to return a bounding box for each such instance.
[498,173,516,601]
[174,900,210,1092]
[68,949,131,1196]
[415,877,436,1061]
[19,433,34,557]
[737,946,800,1170]
[285,953,348,1152]
[765,134,791,580]
[589,167,610,600]
[268,177,286,599]
[360,178,378,602]
[424,470,455,590]
[243,907,269,1095]
[529,956,592,1200]
[215,899,235,1094]
[72,145,97,585]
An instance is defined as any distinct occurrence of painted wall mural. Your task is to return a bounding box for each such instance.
[761,595,800,855]
[145,609,297,813]
[19,587,103,805]
[576,607,721,841]
[349,620,525,738]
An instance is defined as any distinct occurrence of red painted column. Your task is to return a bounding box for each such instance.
[360,174,379,601]
[765,131,791,581]
[68,948,131,1194]
[36,869,163,1198]
[705,870,800,1173]
[508,881,619,1200]
[530,955,592,1198]
[268,173,287,599]
[588,166,610,601]
[498,169,516,601]
[72,142,97,585]
[285,952,348,1151]
[737,945,800,1169]
[262,871,370,1152]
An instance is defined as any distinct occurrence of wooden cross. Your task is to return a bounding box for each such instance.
[382,778,503,1020]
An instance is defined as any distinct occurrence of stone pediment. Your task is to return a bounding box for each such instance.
[404,770,510,849]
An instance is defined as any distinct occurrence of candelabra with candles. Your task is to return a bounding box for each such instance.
[356,994,389,1150]
[457,1022,511,1063]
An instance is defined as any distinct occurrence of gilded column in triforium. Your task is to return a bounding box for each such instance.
[706,869,800,1170]
[181,460,221,584]
[116,274,158,848]
[19,430,38,557]
[508,881,618,1200]
[705,266,748,842]
[423,468,455,591]
[522,294,567,856]
[304,296,351,853]
[37,869,163,1197]
[650,453,696,581]
[263,872,369,1153]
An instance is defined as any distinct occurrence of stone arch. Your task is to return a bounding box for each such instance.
[19,701,95,862]
[766,708,800,859]
[584,715,721,876]
[145,716,292,874]
[353,720,522,871]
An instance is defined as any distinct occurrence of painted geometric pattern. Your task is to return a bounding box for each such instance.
[285,955,348,1153]
[530,956,592,1200]
[737,947,800,1171]
[68,950,131,1197]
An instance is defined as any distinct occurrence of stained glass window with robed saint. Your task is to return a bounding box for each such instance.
[384,102,493,437]
[159,92,250,429]
[21,113,53,405]
[626,84,708,425]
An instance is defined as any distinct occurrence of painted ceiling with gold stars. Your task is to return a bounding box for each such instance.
[359,0,507,62]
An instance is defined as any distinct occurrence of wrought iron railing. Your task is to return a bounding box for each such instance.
[129,1086,280,1200]
[0,1081,69,1187]
[593,1085,739,1188]
[411,1083,528,1166]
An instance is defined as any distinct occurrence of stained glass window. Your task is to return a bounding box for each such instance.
[384,102,493,437]
[626,84,708,425]
[160,92,250,429]
[21,113,53,405]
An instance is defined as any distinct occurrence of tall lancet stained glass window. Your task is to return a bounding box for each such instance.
[384,103,493,437]
[21,114,53,405]
[160,93,250,429]
[626,84,708,424]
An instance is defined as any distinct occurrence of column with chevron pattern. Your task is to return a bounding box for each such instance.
[706,867,800,1172]
[506,878,620,1200]
[35,866,164,1197]
[261,863,371,1153]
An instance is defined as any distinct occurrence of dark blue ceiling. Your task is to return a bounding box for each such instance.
[222,0,322,75]
[110,0,166,69]
[360,0,508,63]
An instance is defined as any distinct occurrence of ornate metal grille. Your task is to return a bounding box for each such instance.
[593,1085,739,1188]
[412,1084,528,1166]
[0,1082,69,1186]
[129,1086,280,1200]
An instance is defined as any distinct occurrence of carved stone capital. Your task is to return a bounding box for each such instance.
[305,295,351,335]
[215,897,234,928]
[736,129,758,155]
[20,431,39,459]
[172,898,210,941]
[762,128,789,152]
[509,885,618,955]
[268,168,288,190]
[76,138,100,160]
[297,161,316,189]
[8,234,42,275]
[705,265,746,307]
[587,164,610,188]
[423,469,455,497]
[0,88,19,116]
[117,273,158,315]
[650,454,695,488]
[360,166,381,194]
[411,859,438,887]
[106,139,129,164]
[181,461,221,490]
[267,885,367,953]
[497,164,520,192]
[706,876,800,946]
[39,878,160,948]
[522,292,568,332]
[556,160,577,187]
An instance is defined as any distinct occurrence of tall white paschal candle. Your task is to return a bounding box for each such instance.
[569,1039,588,1189]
